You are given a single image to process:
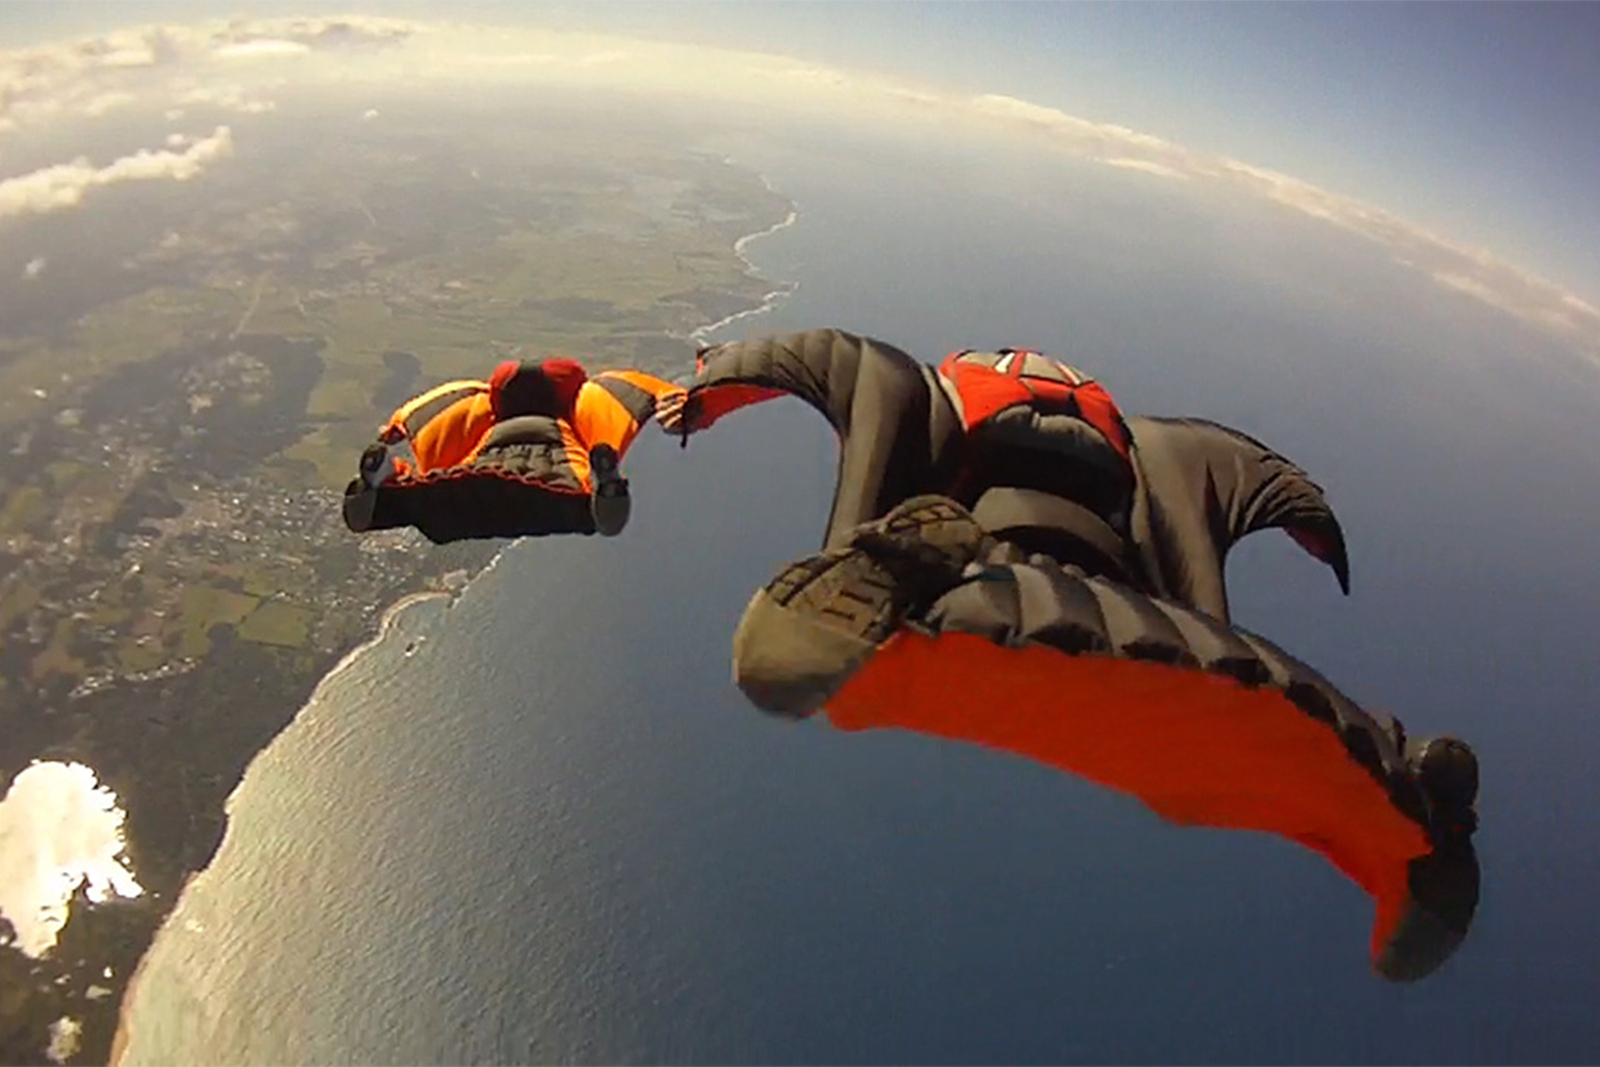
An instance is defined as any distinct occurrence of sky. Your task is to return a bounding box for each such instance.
[1,2,1597,317]
[639,2,1600,304]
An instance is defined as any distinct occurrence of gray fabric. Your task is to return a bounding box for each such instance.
[978,405,1128,475]
[690,330,1350,625]
[1125,416,1350,625]
[969,487,1131,580]
[692,329,963,548]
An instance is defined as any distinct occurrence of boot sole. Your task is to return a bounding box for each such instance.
[732,496,988,716]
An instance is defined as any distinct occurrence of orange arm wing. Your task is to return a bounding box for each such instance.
[572,370,688,459]
[380,380,495,473]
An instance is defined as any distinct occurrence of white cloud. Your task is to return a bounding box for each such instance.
[457,48,631,70]
[778,64,851,88]
[574,49,630,68]
[1100,157,1190,181]
[1432,271,1500,305]
[81,90,136,117]
[24,256,46,279]
[99,45,158,68]
[214,39,311,60]
[0,126,233,223]
[0,15,1593,359]
[972,93,1071,128]
[884,86,942,108]
[175,82,276,114]
[362,108,380,121]
[462,51,562,67]
[959,93,1599,357]
[1562,292,1600,319]
[0,15,409,133]
[972,94,1177,154]
[0,761,143,959]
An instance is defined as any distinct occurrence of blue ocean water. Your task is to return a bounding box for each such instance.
[120,132,1600,1064]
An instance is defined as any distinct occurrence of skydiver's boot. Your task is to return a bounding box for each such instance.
[1375,736,1481,982]
[343,443,400,533]
[733,495,990,719]
[1409,736,1480,828]
[588,443,630,537]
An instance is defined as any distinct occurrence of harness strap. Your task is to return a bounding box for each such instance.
[970,487,1133,580]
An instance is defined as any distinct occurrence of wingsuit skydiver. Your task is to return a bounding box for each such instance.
[343,357,685,543]
[662,327,1481,982]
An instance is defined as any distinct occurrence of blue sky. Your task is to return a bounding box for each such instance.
[5,1,1597,302]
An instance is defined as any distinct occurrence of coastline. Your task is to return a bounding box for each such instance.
[103,584,460,1067]
[688,184,800,344]
[102,174,800,1067]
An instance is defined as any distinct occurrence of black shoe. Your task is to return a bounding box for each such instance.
[1409,736,1479,839]
[588,444,630,537]
[731,496,988,718]
[1413,736,1479,808]
[847,495,993,587]
[1373,736,1481,982]
[769,496,990,642]
[1374,839,1480,982]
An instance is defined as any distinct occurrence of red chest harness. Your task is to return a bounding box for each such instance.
[937,349,1132,462]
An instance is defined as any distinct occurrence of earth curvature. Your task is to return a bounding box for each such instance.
[2,11,1599,1067]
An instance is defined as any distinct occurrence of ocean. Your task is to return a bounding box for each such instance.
[118,130,1600,1064]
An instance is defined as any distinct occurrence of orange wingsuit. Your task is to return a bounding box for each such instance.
[380,359,682,489]
[825,631,1430,964]
[345,358,685,543]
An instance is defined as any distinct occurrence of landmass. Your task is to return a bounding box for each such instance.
[0,97,793,1065]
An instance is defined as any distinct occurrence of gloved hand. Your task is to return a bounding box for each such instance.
[359,443,401,489]
[655,390,689,434]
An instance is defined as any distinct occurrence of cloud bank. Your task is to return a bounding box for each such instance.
[0,15,409,132]
[0,15,1595,360]
[0,126,233,221]
[966,94,1600,354]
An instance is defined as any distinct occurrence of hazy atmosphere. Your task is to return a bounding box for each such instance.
[2,4,1597,1064]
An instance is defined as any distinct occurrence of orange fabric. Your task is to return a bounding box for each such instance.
[601,369,687,403]
[572,380,644,459]
[381,379,489,444]
[563,370,685,487]
[393,366,676,488]
[558,418,591,490]
[825,631,1430,960]
[407,390,498,473]
[689,383,789,431]
[390,364,676,489]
